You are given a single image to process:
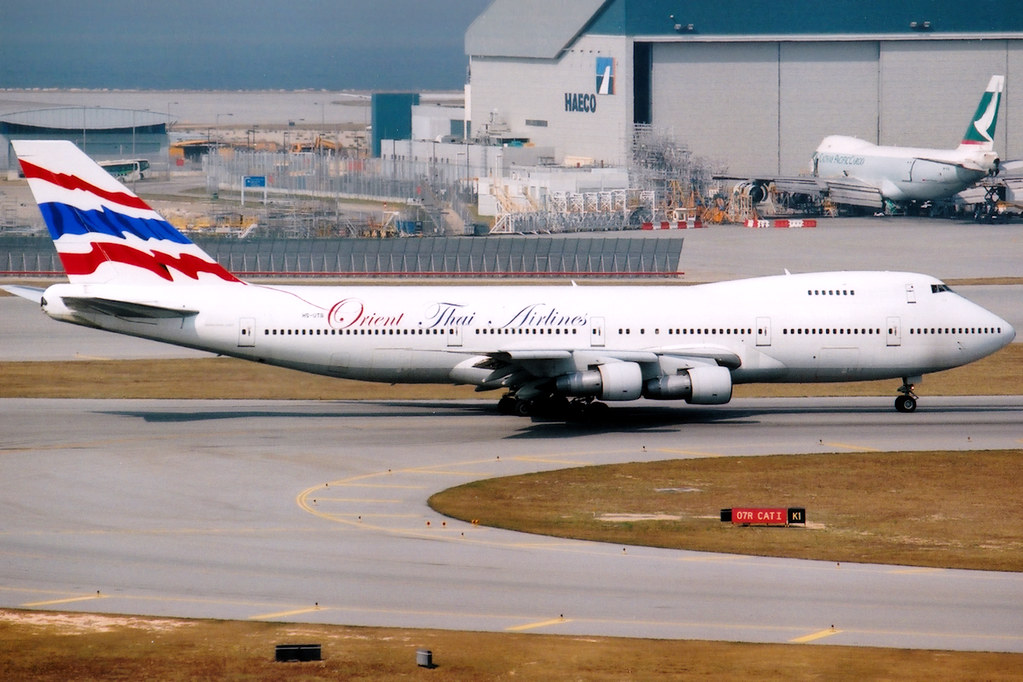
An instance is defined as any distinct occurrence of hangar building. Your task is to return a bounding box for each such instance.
[466,0,1023,176]
[1,107,172,171]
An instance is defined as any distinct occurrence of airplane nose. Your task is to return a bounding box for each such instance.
[1003,321,1016,345]
[991,312,1015,349]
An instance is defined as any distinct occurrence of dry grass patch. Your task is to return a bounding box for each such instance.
[1,344,1020,399]
[430,450,1023,572]
[0,358,482,400]
[2,610,1021,681]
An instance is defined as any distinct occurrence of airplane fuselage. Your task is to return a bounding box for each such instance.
[39,271,1013,396]
[814,135,997,202]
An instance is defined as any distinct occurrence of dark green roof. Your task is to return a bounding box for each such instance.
[590,0,1022,37]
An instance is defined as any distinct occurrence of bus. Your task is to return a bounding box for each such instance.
[99,158,150,181]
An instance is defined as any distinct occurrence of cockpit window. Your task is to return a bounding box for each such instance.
[931,283,953,294]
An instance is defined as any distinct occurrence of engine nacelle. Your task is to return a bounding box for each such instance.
[555,362,643,401]
[644,366,732,404]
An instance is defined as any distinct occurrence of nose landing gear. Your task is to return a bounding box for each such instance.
[895,380,918,413]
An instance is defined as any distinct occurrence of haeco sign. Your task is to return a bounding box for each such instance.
[565,57,614,113]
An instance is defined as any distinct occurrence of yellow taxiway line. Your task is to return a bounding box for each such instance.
[790,627,842,643]
[22,593,108,607]
[505,616,571,632]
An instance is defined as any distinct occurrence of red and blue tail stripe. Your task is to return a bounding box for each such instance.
[13,140,240,285]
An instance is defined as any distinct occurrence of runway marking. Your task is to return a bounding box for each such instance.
[655,448,726,458]
[332,513,420,519]
[249,606,324,620]
[340,483,427,490]
[506,616,571,632]
[888,567,942,575]
[310,497,401,504]
[295,451,635,541]
[790,627,842,643]
[821,441,882,452]
[22,593,108,607]
[8,584,1023,649]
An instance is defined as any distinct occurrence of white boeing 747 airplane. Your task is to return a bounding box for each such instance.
[811,75,1004,209]
[730,76,1005,212]
[4,140,1015,415]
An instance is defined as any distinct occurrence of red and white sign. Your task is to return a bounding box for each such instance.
[731,507,788,525]
[641,220,704,230]
[743,219,817,229]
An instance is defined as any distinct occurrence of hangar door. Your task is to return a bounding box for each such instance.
[879,41,1010,152]
[778,42,879,175]
[650,42,779,178]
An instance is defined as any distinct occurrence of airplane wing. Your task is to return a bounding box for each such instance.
[818,178,883,209]
[718,174,886,210]
[768,177,824,196]
[466,345,741,395]
[715,175,823,194]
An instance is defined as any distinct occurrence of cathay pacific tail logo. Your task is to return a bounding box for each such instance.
[962,75,1003,145]
[969,92,999,143]
[596,57,614,95]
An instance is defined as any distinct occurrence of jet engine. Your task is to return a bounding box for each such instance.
[555,362,643,401]
[643,366,732,404]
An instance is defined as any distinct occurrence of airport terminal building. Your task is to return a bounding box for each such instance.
[466,0,1023,176]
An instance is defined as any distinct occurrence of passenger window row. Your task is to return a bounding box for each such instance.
[265,328,453,336]
[910,327,1001,335]
[783,328,880,335]
[475,328,578,335]
[618,328,752,336]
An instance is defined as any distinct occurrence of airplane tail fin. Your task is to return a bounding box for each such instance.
[12,140,242,286]
[958,75,1004,151]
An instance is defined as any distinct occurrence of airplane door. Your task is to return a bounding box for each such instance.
[902,159,915,182]
[238,318,255,347]
[590,317,605,347]
[446,326,462,348]
[905,284,916,303]
[756,317,771,347]
[886,317,901,347]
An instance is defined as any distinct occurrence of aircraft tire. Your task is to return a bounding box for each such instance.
[895,395,917,413]
[498,395,516,415]
[584,401,610,420]
[514,399,532,417]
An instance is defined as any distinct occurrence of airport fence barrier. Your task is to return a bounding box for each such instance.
[0,235,685,278]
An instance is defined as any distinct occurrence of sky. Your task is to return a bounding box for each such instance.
[0,0,493,90]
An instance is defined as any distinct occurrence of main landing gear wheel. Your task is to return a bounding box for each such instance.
[894,395,917,413]
[497,395,517,415]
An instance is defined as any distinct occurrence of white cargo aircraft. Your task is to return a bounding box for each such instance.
[737,75,1005,211]
[4,140,1014,415]
[812,75,1004,209]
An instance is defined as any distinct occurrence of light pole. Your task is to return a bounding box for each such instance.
[215,112,233,146]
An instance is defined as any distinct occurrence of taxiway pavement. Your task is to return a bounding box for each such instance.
[2,217,1022,651]
[1,397,1022,651]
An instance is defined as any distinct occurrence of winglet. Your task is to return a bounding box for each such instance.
[11,140,242,286]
